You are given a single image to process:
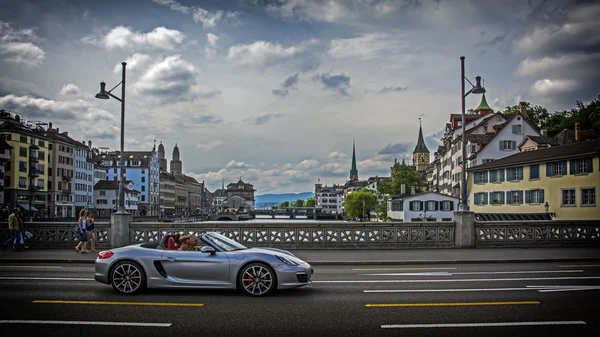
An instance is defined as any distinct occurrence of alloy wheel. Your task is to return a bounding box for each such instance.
[111,262,144,294]
[241,264,275,296]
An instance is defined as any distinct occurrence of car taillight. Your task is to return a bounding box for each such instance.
[98,251,114,259]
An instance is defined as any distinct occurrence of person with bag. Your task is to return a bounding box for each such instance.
[86,211,96,252]
[3,207,23,251]
[74,209,88,254]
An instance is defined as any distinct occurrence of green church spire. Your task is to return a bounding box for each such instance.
[350,138,358,181]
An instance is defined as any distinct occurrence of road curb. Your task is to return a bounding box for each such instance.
[1,257,600,265]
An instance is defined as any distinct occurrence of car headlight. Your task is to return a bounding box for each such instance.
[275,255,299,266]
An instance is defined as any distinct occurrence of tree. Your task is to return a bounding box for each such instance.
[294,199,305,207]
[375,195,389,221]
[503,102,550,129]
[278,201,289,209]
[305,196,316,207]
[343,190,376,219]
[377,163,423,196]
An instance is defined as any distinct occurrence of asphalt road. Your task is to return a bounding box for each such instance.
[1,261,599,337]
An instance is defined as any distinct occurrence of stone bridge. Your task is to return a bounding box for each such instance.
[1,217,599,249]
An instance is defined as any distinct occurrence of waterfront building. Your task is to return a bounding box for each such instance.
[94,180,140,216]
[467,138,599,220]
[222,179,255,212]
[315,182,345,215]
[159,171,176,217]
[211,180,226,211]
[387,191,459,222]
[74,140,94,214]
[100,146,160,216]
[0,111,50,216]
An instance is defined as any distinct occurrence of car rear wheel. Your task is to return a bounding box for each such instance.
[110,260,145,295]
[240,263,276,296]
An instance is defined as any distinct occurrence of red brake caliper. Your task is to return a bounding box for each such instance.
[247,271,252,285]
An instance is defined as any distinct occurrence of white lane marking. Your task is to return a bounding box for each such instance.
[0,277,94,281]
[381,321,587,329]
[365,285,600,293]
[0,320,171,327]
[314,276,600,283]
[361,270,584,276]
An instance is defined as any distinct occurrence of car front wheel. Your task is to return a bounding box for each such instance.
[240,263,276,296]
[110,260,145,295]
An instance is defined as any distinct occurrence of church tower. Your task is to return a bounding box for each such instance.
[158,141,167,172]
[170,143,182,175]
[349,139,358,181]
[412,119,430,173]
[473,93,493,115]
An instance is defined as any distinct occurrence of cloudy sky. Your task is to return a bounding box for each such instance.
[0,0,598,194]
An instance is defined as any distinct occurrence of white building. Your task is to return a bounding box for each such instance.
[315,183,345,214]
[388,192,459,222]
[93,180,140,216]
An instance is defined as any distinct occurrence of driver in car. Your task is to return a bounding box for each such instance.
[178,235,203,251]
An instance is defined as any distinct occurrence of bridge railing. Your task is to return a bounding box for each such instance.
[475,220,600,247]
[0,222,112,249]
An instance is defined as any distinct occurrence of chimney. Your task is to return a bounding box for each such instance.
[575,122,581,141]
[519,102,527,117]
[56,128,59,133]
[411,186,416,195]
[401,184,406,195]
[48,122,53,131]
[88,140,92,148]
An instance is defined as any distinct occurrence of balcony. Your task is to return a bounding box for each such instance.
[62,175,72,181]
[61,190,71,195]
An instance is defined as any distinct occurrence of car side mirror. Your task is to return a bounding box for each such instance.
[201,246,216,255]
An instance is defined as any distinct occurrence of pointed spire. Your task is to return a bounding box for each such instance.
[349,138,358,181]
[474,93,493,113]
[412,118,429,154]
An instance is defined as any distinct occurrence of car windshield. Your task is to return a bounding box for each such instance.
[203,233,247,252]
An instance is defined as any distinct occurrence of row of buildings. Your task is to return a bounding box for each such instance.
[314,93,599,222]
[0,109,257,218]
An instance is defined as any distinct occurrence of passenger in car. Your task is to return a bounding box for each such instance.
[178,235,201,251]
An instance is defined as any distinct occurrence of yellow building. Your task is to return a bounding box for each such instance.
[0,111,50,215]
[467,139,599,220]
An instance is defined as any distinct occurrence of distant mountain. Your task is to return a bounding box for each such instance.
[255,192,314,204]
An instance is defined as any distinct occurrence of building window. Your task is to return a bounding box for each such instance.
[581,188,596,206]
[442,201,453,211]
[426,201,437,211]
[561,189,576,206]
[507,190,523,204]
[474,193,487,205]
[490,192,504,205]
[411,201,421,211]
[18,177,26,188]
[37,179,44,188]
[499,141,516,151]
[512,124,522,134]
[19,146,27,157]
[19,161,27,172]
[547,161,567,177]
[525,189,544,204]
[20,135,27,143]
[530,165,540,179]
[570,158,593,175]
[470,145,477,153]
[507,167,523,181]
[474,171,487,184]
[391,201,403,211]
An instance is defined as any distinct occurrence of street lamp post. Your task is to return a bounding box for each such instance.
[460,56,486,212]
[95,62,127,214]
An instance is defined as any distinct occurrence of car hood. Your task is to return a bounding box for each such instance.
[242,247,306,263]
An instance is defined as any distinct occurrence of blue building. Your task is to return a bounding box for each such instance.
[74,140,94,214]
[100,144,160,216]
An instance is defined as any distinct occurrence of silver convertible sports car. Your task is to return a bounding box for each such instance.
[94,232,313,296]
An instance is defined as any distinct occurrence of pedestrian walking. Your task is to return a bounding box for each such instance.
[3,207,24,251]
[86,210,96,252]
[74,209,88,254]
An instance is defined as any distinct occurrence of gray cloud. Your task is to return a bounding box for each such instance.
[378,142,412,155]
[272,73,299,97]
[379,86,408,94]
[0,76,43,97]
[314,73,351,96]
[474,32,507,48]
[249,113,284,125]
[189,115,223,125]
[0,21,45,67]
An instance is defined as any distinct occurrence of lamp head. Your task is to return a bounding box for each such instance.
[472,76,486,94]
[544,201,549,213]
[95,81,110,99]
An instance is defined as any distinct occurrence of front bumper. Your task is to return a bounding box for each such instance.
[275,263,313,289]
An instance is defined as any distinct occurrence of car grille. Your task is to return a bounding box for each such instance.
[296,272,309,283]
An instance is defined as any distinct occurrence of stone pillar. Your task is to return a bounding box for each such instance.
[111,212,133,248]
[454,211,476,248]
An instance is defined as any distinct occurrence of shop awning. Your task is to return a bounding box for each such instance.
[17,202,39,212]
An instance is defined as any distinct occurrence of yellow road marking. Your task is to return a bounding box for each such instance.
[365,301,540,307]
[353,267,457,271]
[33,300,204,307]
[560,265,600,268]
[0,266,62,269]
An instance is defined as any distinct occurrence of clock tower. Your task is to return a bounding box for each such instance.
[412,119,430,173]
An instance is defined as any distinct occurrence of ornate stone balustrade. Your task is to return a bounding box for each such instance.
[475,220,600,247]
[129,222,456,249]
[0,222,112,249]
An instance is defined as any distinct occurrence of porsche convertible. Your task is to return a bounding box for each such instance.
[94,232,313,296]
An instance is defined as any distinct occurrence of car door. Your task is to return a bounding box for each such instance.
[160,250,231,286]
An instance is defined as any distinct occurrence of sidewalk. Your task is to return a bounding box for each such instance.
[1,247,600,265]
